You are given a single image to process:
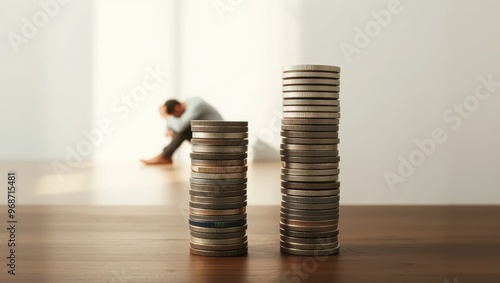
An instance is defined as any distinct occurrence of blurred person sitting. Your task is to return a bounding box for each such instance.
[141,97,223,165]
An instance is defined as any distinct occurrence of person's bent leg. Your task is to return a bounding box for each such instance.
[141,127,191,165]
[162,126,192,158]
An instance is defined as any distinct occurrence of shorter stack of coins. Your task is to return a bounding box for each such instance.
[189,120,249,257]
[280,64,341,256]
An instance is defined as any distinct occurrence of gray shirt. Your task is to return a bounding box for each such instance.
[167,97,223,133]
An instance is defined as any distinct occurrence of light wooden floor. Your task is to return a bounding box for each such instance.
[0,161,282,206]
[1,205,500,283]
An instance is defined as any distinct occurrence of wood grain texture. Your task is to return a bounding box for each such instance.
[1,205,499,283]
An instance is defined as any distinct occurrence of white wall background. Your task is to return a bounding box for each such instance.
[1,0,499,204]
[0,0,93,160]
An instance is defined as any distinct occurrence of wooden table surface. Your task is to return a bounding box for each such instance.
[1,205,499,283]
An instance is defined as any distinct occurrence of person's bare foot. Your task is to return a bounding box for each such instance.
[140,154,173,165]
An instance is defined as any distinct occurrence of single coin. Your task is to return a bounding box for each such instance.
[280,235,338,245]
[281,188,340,197]
[191,236,248,246]
[190,231,246,239]
[283,85,340,93]
[282,71,340,79]
[283,99,340,106]
[189,224,247,234]
[280,240,339,250]
[191,165,248,173]
[281,168,339,176]
[282,181,340,190]
[191,172,247,180]
[283,106,340,112]
[192,132,248,139]
[280,143,339,152]
[189,207,246,216]
[280,228,339,239]
[190,241,248,251]
[282,65,341,73]
[280,222,338,232]
[190,183,247,191]
[282,118,340,125]
[284,112,341,119]
[190,153,247,161]
[281,218,339,227]
[190,178,247,186]
[190,189,247,198]
[282,162,339,170]
[281,201,339,210]
[280,207,339,217]
[281,131,339,139]
[281,144,338,151]
[191,139,249,146]
[191,126,248,133]
[191,159,247,166]
[190,247,248,257]
[281,156,340,164]
[280,245,339,256]
[282,195,340,204]
[283,92,340,99]
[282,79,340,86]
[190,195,247,204]
[281,138,339,145]
[280,212,339,222]
[191,145,248,154]
[188,219,246,229]
[281,124,339,132]
[281,174,339,183]
[189,213,246,222]
[280,149,339,157]
[191,121,248,127]
[190,201,247,210]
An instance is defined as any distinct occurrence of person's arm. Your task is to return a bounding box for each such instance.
[159,105,169,119]
[167,98,206,132]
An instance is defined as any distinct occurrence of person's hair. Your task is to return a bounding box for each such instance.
[164,99,180,114]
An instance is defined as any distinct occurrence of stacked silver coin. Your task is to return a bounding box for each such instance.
[280,65,341,256]
[189,120,249,257]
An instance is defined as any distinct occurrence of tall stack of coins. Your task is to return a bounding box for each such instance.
[189,120,249,257]
[280,65,341,256]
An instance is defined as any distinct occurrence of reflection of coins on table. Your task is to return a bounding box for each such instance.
[190,247,248,257]
[189,120,249,257]
[280,65,342,256]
